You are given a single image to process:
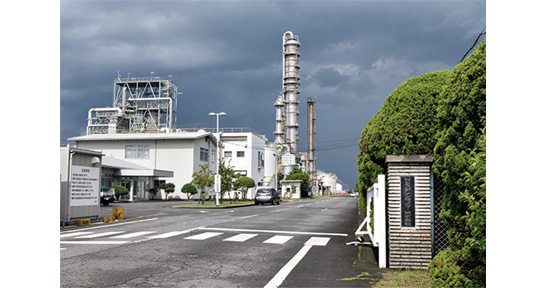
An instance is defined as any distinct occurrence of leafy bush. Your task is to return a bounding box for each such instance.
[160,182,175,199]
[431,39,486,287]
[233,176,255,200]
[181,183,197,200]
[428,248,474,287]
[356,70,452,193]
[111,185,129,198]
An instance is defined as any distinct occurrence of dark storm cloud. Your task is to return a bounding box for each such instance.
[60,0,486,188]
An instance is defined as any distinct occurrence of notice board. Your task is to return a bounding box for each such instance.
[70,165,100,206]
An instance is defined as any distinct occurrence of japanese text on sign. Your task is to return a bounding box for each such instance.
[401,176,415,227]
[70,165,100,206]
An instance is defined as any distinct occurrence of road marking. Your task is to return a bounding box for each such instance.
[200,227,348,237]
[223,233,259,242]
[148,231,191,239]
[304,237,330,246]
[60,232,94,238]
[147,226,204,239]
[321,208,328,211]
[110,231,156,239]
[264,237,331,288]
[60,241,130,245]
[60,218,158,234]
[263,235,293,245]
[75,231,125,238]
[264,245,312,287]
[236,214,258,220]
[185,232,223,240]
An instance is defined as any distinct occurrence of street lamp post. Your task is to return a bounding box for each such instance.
[209,112,227,206]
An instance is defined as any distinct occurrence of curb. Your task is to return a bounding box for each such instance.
[170,203,255,209]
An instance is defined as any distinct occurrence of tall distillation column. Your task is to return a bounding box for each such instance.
[276,31,301,176]
[283,31,301,153]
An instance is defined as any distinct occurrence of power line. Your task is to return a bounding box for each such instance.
[460,26,486,63]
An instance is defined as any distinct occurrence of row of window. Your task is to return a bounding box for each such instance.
[224,151,245,158]
[125,146,254,163]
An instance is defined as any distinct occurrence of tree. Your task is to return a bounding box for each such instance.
[429,39,486,287]
[181,183,197,200]
[219,158,240,203]
[233,176,255,200]
[286,167,310,197]
[160,182,175,199]
[191,163,214,204]
[356,70,452,196]
[111,185,129,200]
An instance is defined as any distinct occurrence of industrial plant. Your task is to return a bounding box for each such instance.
[272,31,317,195]
[63,31,341,215]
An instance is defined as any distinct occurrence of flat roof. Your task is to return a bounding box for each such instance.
[69,131,215,144]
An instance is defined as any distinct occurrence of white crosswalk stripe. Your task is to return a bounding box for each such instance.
[110,231,156,239]
[223,233,258,242]
[147,231,191,239]
[185,232,223,240]
[60,230,331,247]
[75,231,125,239]
[263,235,293,244]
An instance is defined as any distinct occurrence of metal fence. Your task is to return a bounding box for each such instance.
[432,173,451,256]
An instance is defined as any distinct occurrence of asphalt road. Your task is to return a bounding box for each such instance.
[61,197,386,287]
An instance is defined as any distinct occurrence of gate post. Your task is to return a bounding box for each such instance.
[385,155,433,269]
[376,174,386,268]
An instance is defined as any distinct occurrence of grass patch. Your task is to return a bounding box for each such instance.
[171,202,254,208]
[372,269,430,288]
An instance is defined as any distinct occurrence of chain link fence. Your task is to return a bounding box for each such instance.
[432,175,451,256]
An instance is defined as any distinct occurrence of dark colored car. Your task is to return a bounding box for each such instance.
[100,188,116,206]
[255,187,280,205]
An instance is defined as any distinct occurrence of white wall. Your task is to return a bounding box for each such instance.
[221,132,266,199]
[75,135,216,199]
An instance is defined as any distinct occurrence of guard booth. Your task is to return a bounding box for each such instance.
[60,145,103,225]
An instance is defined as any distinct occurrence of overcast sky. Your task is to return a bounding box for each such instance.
[60,0,486,189]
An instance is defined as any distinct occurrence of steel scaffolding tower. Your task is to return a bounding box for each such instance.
[87,73,179,135]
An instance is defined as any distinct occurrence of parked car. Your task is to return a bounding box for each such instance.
[255,187,280,205]
[350,191,359,198]
[100,188,116,206]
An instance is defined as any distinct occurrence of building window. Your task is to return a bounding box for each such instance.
[237,151,245,158]
[125,145,149,159]
[200,148,209,162]
[257,151,264,168]
[224,151,232,158]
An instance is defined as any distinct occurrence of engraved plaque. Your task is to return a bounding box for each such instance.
[401,176,415,227]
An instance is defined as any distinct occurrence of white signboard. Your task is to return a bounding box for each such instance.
[214,174,221,193]
[70,165,100,206]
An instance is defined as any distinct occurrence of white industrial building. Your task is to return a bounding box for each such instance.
[69,130,219,200]
[69,128,273,200]
[214,128,267,199]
